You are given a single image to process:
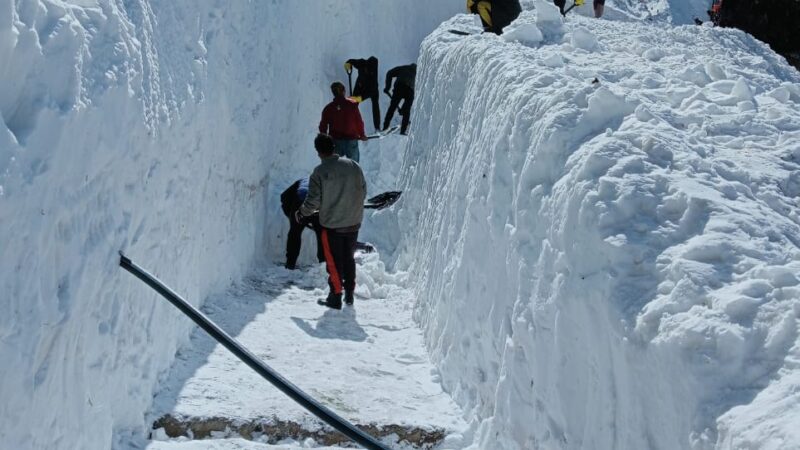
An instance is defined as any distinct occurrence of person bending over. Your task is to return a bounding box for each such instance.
[281,178,324,270]
[383,63,417,135]
[345,56,381,132]
[467,0,522,34]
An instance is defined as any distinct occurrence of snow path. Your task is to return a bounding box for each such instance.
[142,254,466,448]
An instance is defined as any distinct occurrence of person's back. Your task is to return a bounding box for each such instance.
[301,155,366,230]
[319,81,367,162]
[388,64,417,91]
[468,0,521,33]
[492,0,522,30]
[383,64,418,134]
[320,96,365,141]
[347,56,379,99]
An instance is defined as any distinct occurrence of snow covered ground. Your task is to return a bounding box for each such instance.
[131,256,466,450]
[393,3,800,449]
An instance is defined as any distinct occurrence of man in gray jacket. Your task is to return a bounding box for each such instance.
[297,133,367,309]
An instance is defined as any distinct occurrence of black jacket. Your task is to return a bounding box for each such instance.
[385,64,417,92]
[280,179,304,217]
[347,57,379,98]
[493,0,522,32]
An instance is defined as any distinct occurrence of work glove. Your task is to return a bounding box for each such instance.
[575,0,585,5]
[344,62,352,73]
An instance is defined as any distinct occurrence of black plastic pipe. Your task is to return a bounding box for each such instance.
[119,253,390,450]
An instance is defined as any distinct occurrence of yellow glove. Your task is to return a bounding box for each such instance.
[344,62,352,72]
[575,0,585,5]
[467,0,475,11]
[350,95,363,103]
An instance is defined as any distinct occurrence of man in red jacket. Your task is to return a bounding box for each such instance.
[319,81,368,162]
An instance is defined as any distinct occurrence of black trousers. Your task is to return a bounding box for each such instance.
[321,228,358,295]
[285,212,323,268]
[364,94,381,132]
[384,85,414,134]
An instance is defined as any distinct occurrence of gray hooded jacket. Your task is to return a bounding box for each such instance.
[299,155,366,230]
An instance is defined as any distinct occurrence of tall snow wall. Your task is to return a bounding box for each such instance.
[397,5,800,449]
[0,1,460,449]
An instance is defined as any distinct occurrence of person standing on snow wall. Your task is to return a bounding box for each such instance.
[297,134,367,310]
[467,0,522,34]
[345,56,381,132]
[382,63,417,135]
[319,81,368,162]
[281,178,325,270]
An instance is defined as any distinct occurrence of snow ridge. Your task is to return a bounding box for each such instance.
[396,6,800,449]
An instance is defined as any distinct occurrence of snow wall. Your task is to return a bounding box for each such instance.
[396,4,800,449]
[0,1,460,449]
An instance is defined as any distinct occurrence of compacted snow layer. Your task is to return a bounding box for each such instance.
[145,439,344,450]
[142,257,466,449]
[0,1,460,449]
[395,6,800,449]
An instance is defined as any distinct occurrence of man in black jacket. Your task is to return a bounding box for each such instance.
[345,56,381,132]
[467,0,522,34]
[383,63,417,135]
[280,178,324,270]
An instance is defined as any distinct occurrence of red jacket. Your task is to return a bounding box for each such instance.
[319,97,366,140]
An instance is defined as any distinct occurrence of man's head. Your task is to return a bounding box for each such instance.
[330,81,346,98]
[314,133,336,158]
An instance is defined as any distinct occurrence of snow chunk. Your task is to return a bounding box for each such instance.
[731,77,754,102]
[536,0,563,23]
[571,26,598,52]
[643,47,666,61]
[502,23,543,47]
[705,61,727,81]
[535,0,565,41]
[541,52,565,68]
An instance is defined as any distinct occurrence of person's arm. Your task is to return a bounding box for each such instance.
[360,168,367,205]
[356,108,367,140]
[299,170,322,218]
[347,58,366,70]
[384,67,399,93]
[319,105,330,134]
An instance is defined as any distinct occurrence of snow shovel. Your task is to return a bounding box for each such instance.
[563,0,584,15]
[365,191,402,210]
[345,62,353,96]
[366,125,400,140]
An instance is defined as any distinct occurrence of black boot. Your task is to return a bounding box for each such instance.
[344,291,354,306]
[317,293,342,310]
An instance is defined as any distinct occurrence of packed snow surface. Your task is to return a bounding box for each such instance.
[142,256,466,449]
[0,1,460,449]
[394,4,800,449]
